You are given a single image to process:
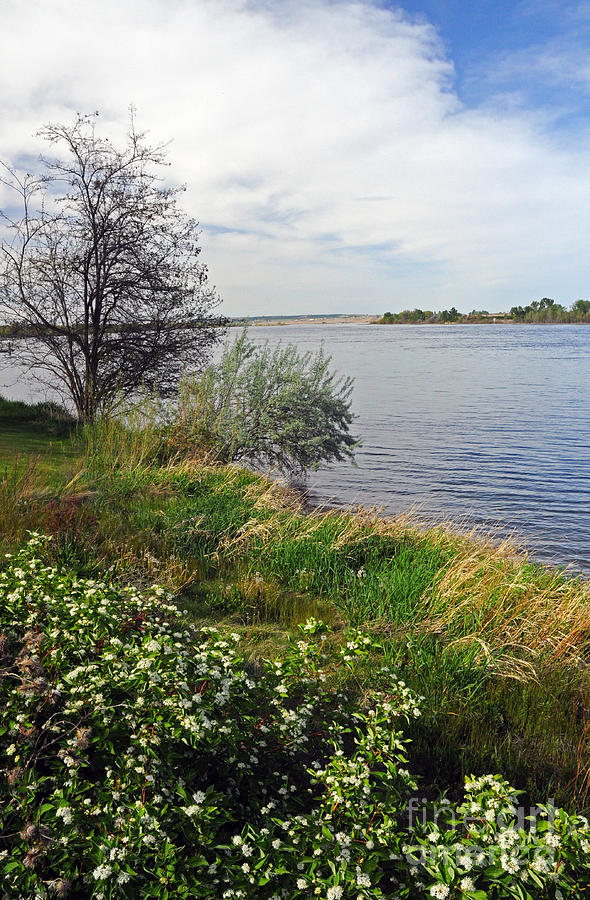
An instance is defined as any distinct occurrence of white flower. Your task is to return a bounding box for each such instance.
[429,886,450,899]
[460,876,475,891]
[545,833,560,848]
[500,854,519,875]
[326,889,343,900]
[184,805,201,817]
[92,864,112,880]
[297,878,307,889]
[498,830,518,849]
[56,806,73,825]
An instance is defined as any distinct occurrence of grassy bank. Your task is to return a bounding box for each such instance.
[1,398,590,815]
[0,396,76,482]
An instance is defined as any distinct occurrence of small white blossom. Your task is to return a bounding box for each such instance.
[429,886,450,899]
[92,864,112,880]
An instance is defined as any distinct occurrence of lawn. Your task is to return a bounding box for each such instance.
[0,395,77,482]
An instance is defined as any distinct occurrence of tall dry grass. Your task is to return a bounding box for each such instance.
[417,538,590,665]
[80,409,164,476]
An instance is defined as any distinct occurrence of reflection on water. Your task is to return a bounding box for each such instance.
[2,324,589,572]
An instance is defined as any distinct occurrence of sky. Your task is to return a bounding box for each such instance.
[1,0,590,316]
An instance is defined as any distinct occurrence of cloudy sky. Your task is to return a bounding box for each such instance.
[1,0,590,315]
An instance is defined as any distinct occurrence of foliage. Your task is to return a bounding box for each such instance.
[439,307,460,323]
[378,308,465,324]
[2,536,590,899]
[0,395,73,427]
[78,400,167,477]
[571,300,590,318]
[1,405,590,810]
[2,411,590,808]
[406,775,590,898]
[0,395,75,489]
[0,535,415,898]
[509,299,590,323]
[380,309,432,324]
[170,327,357,474]
[0,113,225,422]
[379,299,590,324]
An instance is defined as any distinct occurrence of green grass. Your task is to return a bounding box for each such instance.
[0,394,76,481]
[1,403,590,810]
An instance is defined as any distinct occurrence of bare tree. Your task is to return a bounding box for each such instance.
[0,113,226,422]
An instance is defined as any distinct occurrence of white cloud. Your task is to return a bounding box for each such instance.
[1,0,589,314]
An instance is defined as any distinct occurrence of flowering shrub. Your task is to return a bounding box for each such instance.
[1,535,589,898]
[405,774,590,898]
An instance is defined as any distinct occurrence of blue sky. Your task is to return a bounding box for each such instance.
[398,0,590,109]
[399,1,560,67]
[1,0,590,315]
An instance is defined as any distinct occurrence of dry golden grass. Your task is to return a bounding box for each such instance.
[417,537,590,665]
[108,544,198,593]
[242,476,303,512]
[0,458,61,543]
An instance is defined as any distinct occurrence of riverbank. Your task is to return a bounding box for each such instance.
[228,313,379,325]
[2,398,590,814]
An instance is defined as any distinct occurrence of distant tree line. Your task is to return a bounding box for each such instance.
[509,298,590,323]
[378,299,590,325]
[378,307,481,324]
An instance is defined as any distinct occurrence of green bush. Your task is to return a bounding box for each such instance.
[0,395,73,427]
[171,327,357,474]
[2,537,590,898]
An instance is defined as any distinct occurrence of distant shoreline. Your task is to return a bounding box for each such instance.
[228,314,378,326]
[228,314,590,327]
